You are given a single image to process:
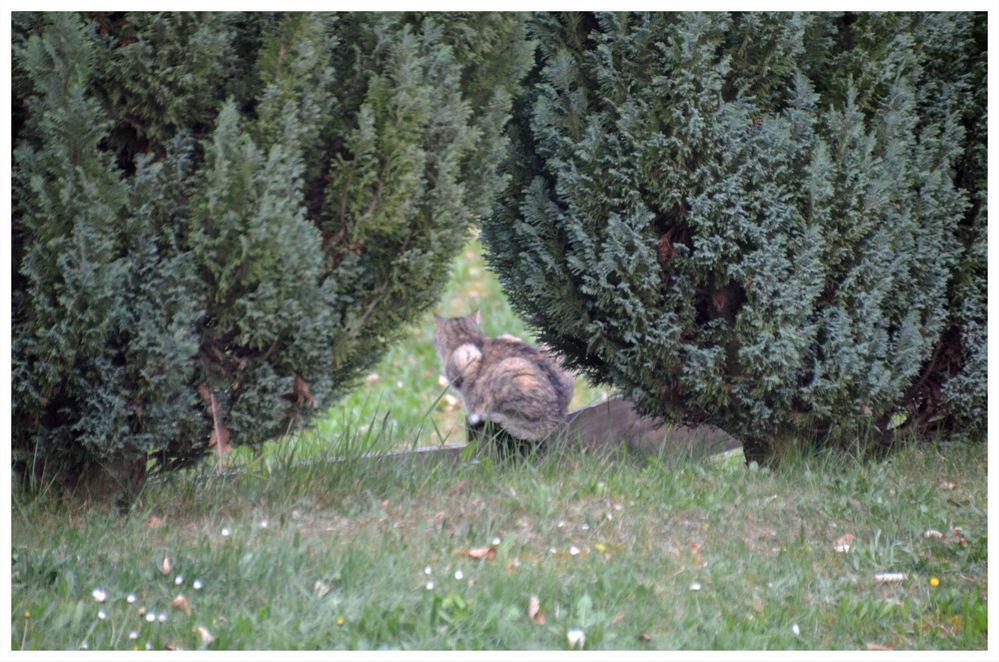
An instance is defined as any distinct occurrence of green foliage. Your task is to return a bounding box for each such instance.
[88,12,245,169]
[12,12,532,484]
[482,12,985,460]
[417,12,535,219]
[13,13,135,468]
[922,13,987,437]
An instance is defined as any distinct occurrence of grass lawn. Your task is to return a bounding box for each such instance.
[9,241,989,651]
[11,441,988,650]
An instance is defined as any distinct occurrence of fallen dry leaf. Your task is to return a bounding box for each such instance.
[146,516,164,528]
[314,580,331,598]
[194,626,215,645]
[639,633,652,643]
[161,557,172,576]
[171,595,191,617]
[944,527,968,547]
[658,224,686,261]
[833,533,855,553]
[448,480,469,495]
[924,529,944,540]
[612,614,625,624]
[939,481,956,491]
[865,643,894,651]
[294,374,318,409]
[528,595,545,625]
[465,546,497,561]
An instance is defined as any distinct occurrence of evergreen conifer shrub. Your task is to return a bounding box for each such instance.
[482,12,986,461]
[12,12,532,487]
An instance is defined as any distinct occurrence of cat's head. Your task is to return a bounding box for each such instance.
[433,310,483,359]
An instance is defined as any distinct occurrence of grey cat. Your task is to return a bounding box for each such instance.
[433,311,574,442]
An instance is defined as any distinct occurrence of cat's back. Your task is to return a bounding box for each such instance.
[479,337,548,378]
[479,337,573,413]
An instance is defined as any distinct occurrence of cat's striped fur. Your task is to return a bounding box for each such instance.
[433,311,574,442]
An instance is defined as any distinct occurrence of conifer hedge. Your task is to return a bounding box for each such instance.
[481,12,986,461]
[12,12,532,485]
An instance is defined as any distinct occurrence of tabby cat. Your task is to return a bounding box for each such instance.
[433,311,574,442]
